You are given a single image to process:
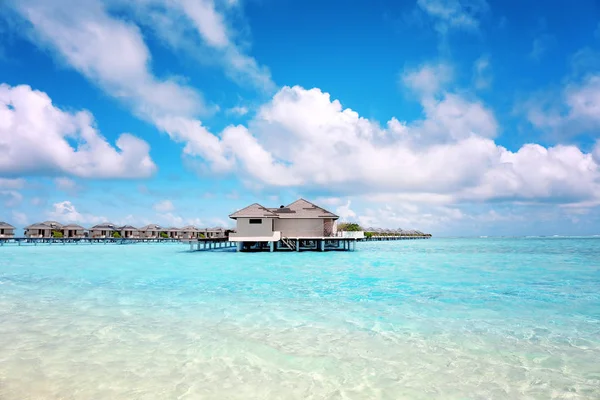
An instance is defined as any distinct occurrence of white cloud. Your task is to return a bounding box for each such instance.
[153,200,175,212]
[7,0,227,170]
[157,212,184,227]
[417,0,489,35]
[336,200,357,221]
[473,55,492,89]
[12,0,205,120]
[48,201,106,224]
[358,203,465,230]
[155,212,204,227]
[314,197,344,207]
[120,0,275,92]
[0,84,156,178]
[527,74,600,137]
[226,106,249,116]
[402,62,453,96]
[212,82,600,206]
[6,0,266,178]
[0,178,25,190]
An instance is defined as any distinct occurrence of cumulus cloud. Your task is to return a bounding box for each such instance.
[153,200,175,213]
[527,74,600,137]
[5,0,258,178]
[0,84,156,178]
[402,62,453,96]
[48,200,106,224]
[6,0,225,167]
[212,82,600,205]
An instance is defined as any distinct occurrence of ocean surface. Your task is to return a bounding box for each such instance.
[0,238,599,399]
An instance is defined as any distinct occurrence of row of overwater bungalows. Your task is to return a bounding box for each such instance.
[0,221,229,239]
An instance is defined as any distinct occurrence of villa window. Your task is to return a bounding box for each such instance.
[249,219,262,224]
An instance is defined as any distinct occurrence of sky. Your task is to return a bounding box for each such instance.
[1,0,600,236]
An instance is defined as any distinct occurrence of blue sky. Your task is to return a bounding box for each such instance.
[1,0,600,236]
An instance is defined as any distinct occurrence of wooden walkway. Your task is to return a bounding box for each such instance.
[184,238,236,251]
[0,237,185,246]
[232,237,358,252]
[363,235,431,241]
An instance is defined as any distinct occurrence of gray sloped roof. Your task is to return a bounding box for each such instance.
[166,227,181,231]
[229,203,278,219]
[62,224,85,230]
[0,221,15,229]
[180,225,199,232]
[42,221,63,228]
[25,221,61,230]
[276,198,339,219]
[90,223,117,230]
[119,225,138,231]
[139,224,162,232]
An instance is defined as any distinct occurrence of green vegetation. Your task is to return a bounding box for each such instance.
[52,230,63,238]
[199,233,206,238]
[337,222,362,232]
[365,232,373,239]
[112,231,121,238]
[160,232,169,239]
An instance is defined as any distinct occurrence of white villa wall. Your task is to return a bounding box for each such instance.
[235,218,274,237]
[25,229,52,238]
[274,218,325,238]
[0,228,15,237]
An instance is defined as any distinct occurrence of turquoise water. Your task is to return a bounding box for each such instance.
[0,238,599,399]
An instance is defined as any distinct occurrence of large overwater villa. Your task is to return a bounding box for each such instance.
[228,198,358,252]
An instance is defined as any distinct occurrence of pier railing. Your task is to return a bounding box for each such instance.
[0,237,185,246]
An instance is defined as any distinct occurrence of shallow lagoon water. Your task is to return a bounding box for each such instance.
[0,238,599,399]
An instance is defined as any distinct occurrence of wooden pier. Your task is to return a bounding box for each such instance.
[185,238,236,251]
[0,237,184,246]
[363,235,431,241]
[232,237,358,252]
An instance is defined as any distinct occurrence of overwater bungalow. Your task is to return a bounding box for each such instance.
[25,221,63,238]
[0,221,15,238]
[166,227,182,239]
[139,224,162,239]
[229,198,349,252]
[180,226,200,239]
[200,227,228,239]
[61,224,86,238]
[119,225,139,239]
[89,223,117,238]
